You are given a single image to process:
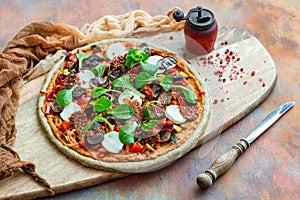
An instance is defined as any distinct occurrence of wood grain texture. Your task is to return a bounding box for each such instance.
[1,1,299,199]
[0,26,276,199]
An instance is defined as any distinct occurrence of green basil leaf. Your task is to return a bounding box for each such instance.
[55,86,77,106]
[125,56,134,67]
[143,103,151,119]
[140,61,159,75]
[91,63,107,77]
[112,74,145,98]
[171,85,195,103]
[134,72,156,89]
[76,53,91,68]
[125,47,149,67]
[118,124,137,144]
[141,120,159,131]
[161,75,173,84]
[109,104,133,119]
[90,96,112,112]
[92,87,108,98]
[56,90,72,106]
[160,82,171,91]
[159,75,173,91]
[95,115,113,130]
[137,50,149,61]
[82,116,97,134]
[82,115,113,134]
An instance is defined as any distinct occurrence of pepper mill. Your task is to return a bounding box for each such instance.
[173,6,218,55]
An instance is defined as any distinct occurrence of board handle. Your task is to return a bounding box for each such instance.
[197,138,250,189]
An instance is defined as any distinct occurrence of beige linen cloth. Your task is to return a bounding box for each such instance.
[0,8,183,194]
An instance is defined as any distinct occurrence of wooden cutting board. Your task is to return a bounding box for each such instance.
[0,26,276,200]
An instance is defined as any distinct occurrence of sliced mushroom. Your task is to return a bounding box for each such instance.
[52,100,63,113]
[157,56,177,70]
[85,132,104,146]
[107,68,121,82]
[152,84,163,98]
[72,87,85,98]
[140,42,151,54]
[157,91,171,105]
[82,54,102,69]
[159,130,172,142]
[89,77,108,88]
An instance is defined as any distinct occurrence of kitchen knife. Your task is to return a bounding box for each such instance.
[197,102,295,189]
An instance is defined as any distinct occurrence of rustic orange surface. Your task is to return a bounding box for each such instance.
[0,1,299,199]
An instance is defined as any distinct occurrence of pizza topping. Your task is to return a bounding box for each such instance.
[125,47,149,67]
[106,43,127,60]
[60,102,81,121]
[165,105,187,124]
[159,130,172,142]
[112,74,145,98]
[72,87,85,98]
[85,132,104,146]
[91,63,108,78]
[42,41,205,161]
[82,54,102,69]
[55,86,77,106]
[101,131,124,153]
[78,70,96,89]
[89,77,109,88]
[76,53,91,69]
[157,56,177,70]
[52,100,64,113]
[118,90,142,105]
[146,55,163,66]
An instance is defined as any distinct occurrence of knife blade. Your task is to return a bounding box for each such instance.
[196,102,295,190]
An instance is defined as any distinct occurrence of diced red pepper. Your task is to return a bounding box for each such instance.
[59,121,71,132]
[125,144,131,153]
[143,86,153,100]
[78,140,87,150]
[46,93,56,102]
[114,125,120,132]
[165,120,173,127]
[130,142,146,153]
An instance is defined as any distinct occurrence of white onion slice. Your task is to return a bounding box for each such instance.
[146,55,163,65]
[106,43,127,60]
[101,131,124,153]
[78,70,95,89]
[60,102,81,121]
[118,90,142,105]
[165,105,186,124]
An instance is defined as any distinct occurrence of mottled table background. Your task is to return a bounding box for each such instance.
[1,1,299,199]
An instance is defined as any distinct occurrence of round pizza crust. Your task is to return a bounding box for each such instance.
[38,38,210,173]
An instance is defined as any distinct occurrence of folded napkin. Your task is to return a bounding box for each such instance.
[0,8,183,194]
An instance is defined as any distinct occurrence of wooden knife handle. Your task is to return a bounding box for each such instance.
[197,138,250,190]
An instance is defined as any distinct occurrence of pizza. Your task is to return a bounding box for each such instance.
[38,39,209,172]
